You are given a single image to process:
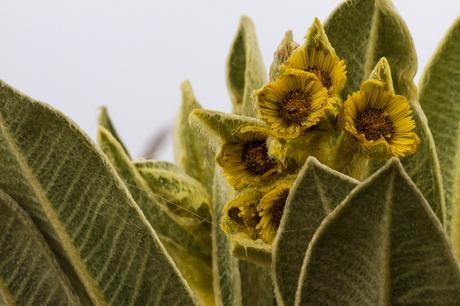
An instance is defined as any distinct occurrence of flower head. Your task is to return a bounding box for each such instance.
[256,71,328,139]
[216,127,284,189]
[343,80,419,157]
[281,46,347,96]
[256,181,292,243]
[222,189,263,239]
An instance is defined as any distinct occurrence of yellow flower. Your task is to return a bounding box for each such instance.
[256,181,292,243]
[281,46,347,96]
[343,80,419,157]
[256,71,328,139]
[216,127,284,189]
[222,189,263,239]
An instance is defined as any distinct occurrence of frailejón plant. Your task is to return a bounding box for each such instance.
[1,0,460,305]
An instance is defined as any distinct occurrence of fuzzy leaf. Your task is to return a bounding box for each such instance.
[238,262,276,306]
[227,16,267,116]
[418,18,460,246]
[296,159,460,305]
[325,0,445,223]
[98,106,130,158]
[0,80,196,305]
[135,162,211,220]
[211,168,241,306]
[135,159,185,174]
[324,0,416,99]
[174,81,215,192]
[273,157,359,306]
[98,126,212,305]
[0,189,80,306]
[189,109,267,150]
[401,102,446,223]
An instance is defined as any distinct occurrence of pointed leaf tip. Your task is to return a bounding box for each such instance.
[273,157,358,306]
[296,157,460,305]
[97,106,131,158]
[227,15,266,116]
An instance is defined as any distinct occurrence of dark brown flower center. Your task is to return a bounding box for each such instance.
[228,207,243,225]
[242,140,276,176]
[279,90,312,125]
[307,66,332,89]
[228,205,260,228]
[355,108,394,141]
[272,189,289,227]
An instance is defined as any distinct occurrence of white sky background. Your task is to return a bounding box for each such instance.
[1,0,459,160]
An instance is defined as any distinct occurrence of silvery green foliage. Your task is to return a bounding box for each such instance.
[1,0,460,305]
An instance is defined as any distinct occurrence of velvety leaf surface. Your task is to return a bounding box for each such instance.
[0,189,80,306]
[211,169,241,306]
[0,80,196,305]
[226,16,266,117]
[325,0,445,223]
[98,127,212,305]
[174,81,215,192]
[136,163,211,219]
[296,159,460,305]
[273,157,358,306]
[189,109,267,150]
[238,262,276,306]
[134,159,185,174]
[324,0,416,98]
[418,18,460,247]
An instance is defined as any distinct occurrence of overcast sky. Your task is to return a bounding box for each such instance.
[1,0,459,160]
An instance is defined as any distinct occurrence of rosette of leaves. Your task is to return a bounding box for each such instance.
[1,0,460,306]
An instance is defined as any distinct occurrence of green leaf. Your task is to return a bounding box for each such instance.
[296,158,460,305]
[324,0,416,99]
[227,16,267,116]
[134,159,184,174]
[238,262,276,306]
[272,157,358,306]
[97,126,213,305]
[174,81,215,192]
[0,80,196,305]
[325,0,445,223]
[135,160,211,220]
[98,106,131,158]
[400,103,446,224]
[418,18,460,244]
[0,189,80,306]
[211,168,241,306]
[189,109,267,150]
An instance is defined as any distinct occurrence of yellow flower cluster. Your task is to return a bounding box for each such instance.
[221,180,293,244]
[219,19,419,245]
